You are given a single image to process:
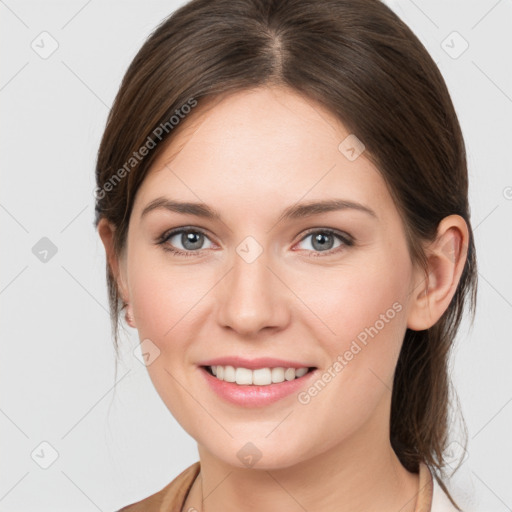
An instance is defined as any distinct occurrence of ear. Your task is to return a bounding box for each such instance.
[97,218,136,328]
[407,215,469,331]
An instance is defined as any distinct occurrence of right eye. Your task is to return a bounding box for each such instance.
[158,227,214,257]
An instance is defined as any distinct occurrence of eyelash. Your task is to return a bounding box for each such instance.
[156,226,354,258]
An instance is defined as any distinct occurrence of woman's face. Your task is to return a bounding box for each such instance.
[117,85,424,469]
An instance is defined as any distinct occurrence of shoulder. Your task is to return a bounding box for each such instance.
[431,476,462,512]
[115,461,201,512]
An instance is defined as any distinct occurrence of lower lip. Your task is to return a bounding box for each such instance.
[199,366,318,408]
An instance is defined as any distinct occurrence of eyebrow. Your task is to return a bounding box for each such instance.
[140,197,377,222]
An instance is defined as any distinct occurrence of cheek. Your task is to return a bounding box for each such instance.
[285,268,411,456]
[126,253,210,423]
[296,249,413,396]
[296,253,411,349]
[127,250,211,343]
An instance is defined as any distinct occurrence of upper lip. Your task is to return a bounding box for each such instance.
[198,356,316,370]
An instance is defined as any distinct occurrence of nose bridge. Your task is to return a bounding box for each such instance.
[216,243,289,335]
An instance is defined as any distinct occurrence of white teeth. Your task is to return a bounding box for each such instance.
[271,367,285,383]
[295,367,308,377]
[209,365,311,385]
[235,367,253,385]
[252,368,271,385]
[284,368,295,381]
[223,365,236,382]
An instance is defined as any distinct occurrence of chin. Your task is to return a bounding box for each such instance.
[205,440,309,472]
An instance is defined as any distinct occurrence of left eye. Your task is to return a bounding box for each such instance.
[295,229,352,254]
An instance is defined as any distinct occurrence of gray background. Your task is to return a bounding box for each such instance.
[1,0,511,510]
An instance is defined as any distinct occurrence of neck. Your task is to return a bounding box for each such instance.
[183,401,419,512]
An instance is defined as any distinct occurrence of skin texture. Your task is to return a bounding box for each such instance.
[98,85,468,512]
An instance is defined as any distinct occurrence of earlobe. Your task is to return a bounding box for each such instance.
[124,305,137,328]
[406,215,468,331]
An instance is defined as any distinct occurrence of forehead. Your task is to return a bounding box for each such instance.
[132,86,393,220]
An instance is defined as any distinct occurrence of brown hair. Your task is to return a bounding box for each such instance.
[94,0,477,508]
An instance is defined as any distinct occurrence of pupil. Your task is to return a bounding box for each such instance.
[313,233,333,251]
[183,231,203,250]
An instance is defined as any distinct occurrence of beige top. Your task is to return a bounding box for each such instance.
[117,460,459,512]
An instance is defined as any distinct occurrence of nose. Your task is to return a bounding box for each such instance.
[216,250,291,337]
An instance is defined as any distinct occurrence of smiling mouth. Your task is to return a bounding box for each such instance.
[202,365,317,386]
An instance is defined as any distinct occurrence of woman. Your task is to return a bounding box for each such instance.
[95,0,477,510]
